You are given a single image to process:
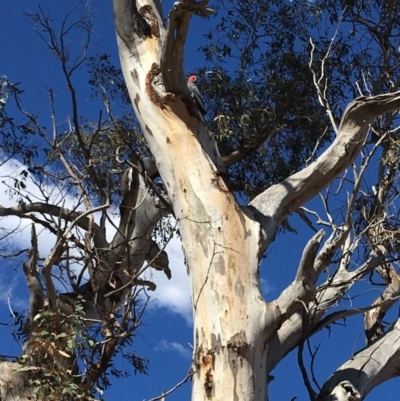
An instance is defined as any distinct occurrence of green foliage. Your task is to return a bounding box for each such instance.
[0,6,155,401]
[87,54,131,107]
[198,1,333,198]
[19,298,89,400]
[2,1,400,399]
[0,77,39,166]
[16,295,148,400]
[196,0,400,200]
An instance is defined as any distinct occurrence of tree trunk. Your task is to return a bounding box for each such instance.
[112,1,400,400]
[112,2,273,399]
[188,207,269,401]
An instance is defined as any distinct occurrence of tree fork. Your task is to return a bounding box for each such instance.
[112,1,400,400]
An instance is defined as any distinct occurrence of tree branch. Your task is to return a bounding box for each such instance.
[250,91,400,252]
[318,318,400,400]
[22,224,45,353]
[272,230,325,332]
[364,266,400,344]
[113,0,155,55]
[161,0,213,92]
[0,202,107,249]
[266,254,386,375]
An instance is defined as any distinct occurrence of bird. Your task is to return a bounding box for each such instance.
[187,74,207,115]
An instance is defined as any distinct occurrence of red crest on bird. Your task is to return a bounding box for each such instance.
[188,74,197,82]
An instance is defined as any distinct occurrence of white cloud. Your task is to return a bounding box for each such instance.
[0,158,78,257]
[0,158,192,323]
[154,339,192,359]
[142,235,192,325]
[0,158,88,293]
[260,277,275,297]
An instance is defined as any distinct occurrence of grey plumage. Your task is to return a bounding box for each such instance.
[187,75,207,115]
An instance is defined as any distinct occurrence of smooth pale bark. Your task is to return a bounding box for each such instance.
[114,3,270,398]
[266,253,385,373]
[112,1,400,401]
[318,318,400,400]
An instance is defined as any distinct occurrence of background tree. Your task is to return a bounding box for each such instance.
[2,0,400,400]
[0,5,172,400]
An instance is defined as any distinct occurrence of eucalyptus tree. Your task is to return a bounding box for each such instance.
[1,1,400,401]
[112,0,400,400]
[0,6,170,400]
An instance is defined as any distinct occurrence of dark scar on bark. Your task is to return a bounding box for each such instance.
[146,63,174,109]
[131,69,140,88]
[138,5,160,38]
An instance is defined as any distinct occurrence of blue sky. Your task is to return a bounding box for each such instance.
[1,1,400,401]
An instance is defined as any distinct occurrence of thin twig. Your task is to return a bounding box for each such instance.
[297,342,317,400]
[146,368,195,401]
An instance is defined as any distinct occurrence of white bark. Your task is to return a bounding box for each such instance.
[318,318,400,400]
[250,93,400,252]
[112,1,400,400]
[266,253,385,374]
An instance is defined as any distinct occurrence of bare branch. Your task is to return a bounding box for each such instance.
[298,342,317,401]
[272,231,324,332]
[318,318,400,400]
[22,224,45,353]
[147,368,195,401]
[364,267,400,344]
[161,1,213,92]
[0,202,107,249]
[251,91,400,252]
